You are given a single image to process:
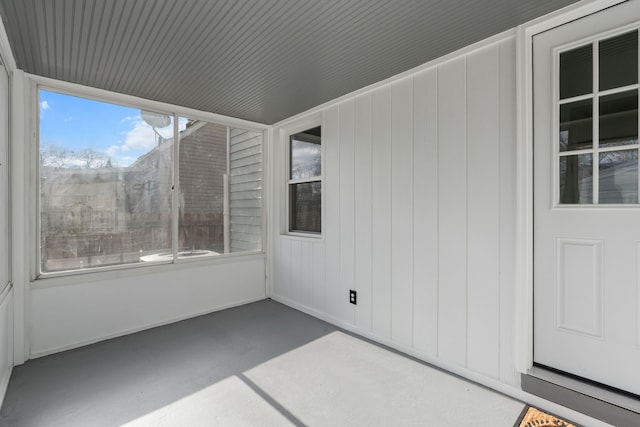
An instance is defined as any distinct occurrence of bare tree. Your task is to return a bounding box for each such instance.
[40,144,71,168]
[77,149,110,168]
[40,144,112,168]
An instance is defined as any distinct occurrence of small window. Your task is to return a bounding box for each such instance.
[288,126,321,233]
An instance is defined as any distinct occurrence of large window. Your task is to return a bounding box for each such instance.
[38,89,263,274]
[288,126,321,233]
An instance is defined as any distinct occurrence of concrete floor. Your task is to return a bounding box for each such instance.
[0,300,525,426]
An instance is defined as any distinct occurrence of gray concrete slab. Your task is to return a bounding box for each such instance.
[0,300,524,426]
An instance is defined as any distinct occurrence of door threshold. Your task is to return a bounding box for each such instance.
[522,366,640,426]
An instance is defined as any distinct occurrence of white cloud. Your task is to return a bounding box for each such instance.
[121,119,158,152]
[106,145,120,158]
[41,100,50,110]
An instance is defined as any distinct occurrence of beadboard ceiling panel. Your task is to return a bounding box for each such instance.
[0,0,579,124]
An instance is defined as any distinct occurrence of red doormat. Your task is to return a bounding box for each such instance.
[515,406,577,427]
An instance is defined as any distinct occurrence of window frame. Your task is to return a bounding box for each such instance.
[30,76,268,280]
[282,115,324,238]
[553,25,640,207]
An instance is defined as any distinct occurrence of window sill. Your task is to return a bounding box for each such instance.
[282,232,324,241]
[31,251,265,289]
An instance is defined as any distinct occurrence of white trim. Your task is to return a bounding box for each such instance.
[0,13,16,73]
[515,0,629,374]
[263,128,271,298]
[10,70,28,364]
[32,252,266,290]
[172,114,180,261]
[270,293,612,427]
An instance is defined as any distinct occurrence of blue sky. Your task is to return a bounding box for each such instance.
[40,90,183,167]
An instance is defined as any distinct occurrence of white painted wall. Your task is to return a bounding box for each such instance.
[270,34,519,386]
[30,256,265,357]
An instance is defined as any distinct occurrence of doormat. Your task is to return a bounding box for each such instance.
[514,405,577,427]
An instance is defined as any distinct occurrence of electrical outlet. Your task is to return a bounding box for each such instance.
[349,290,357,305]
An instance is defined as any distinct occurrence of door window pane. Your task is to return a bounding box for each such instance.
[599,31,638,91]
[290,182,321,233]
[599,90,638,148]
[290,127,321,180]
[560,44,593,99]
[559,154,593,204]
[560,99,593,151]
[599,149,638,204]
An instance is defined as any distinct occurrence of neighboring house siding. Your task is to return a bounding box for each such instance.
[229,129,262,253]
[271,35,518,386]
[178,122,227,252]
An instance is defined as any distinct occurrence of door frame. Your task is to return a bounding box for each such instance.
[515,0,630,374]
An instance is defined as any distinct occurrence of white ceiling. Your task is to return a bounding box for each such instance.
[0,0,579,124]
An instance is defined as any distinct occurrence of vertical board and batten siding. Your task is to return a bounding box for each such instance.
[229,128,262,253]
[371,86,392,339]
[437,56,468,367]
[412,68,439,357]
[354,93,373,331]
[271,36,517,385]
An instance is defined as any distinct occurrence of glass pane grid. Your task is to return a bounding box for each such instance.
[288,126,322,234]
[556,29,640,206]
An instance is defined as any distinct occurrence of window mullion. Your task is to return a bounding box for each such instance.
[593,41,600,205]
[172,113,179,262]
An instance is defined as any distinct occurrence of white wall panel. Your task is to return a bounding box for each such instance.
[412,68,439,357]
[276,237,292,299]
[437,56,467,366]
[371,86,393,338]
[339,100,356,324]
[354,93,373,332]
[466,46,500,378]
[312,242,326,313]
[300,241,313,308]
[391,78,414,346]
[324,105,342,320]
[498,38,518,385]
[30,257,266,356]
[290,239,302,304]
[271,34,519,388]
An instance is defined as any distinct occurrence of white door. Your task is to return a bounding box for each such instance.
[534,0,640,396]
